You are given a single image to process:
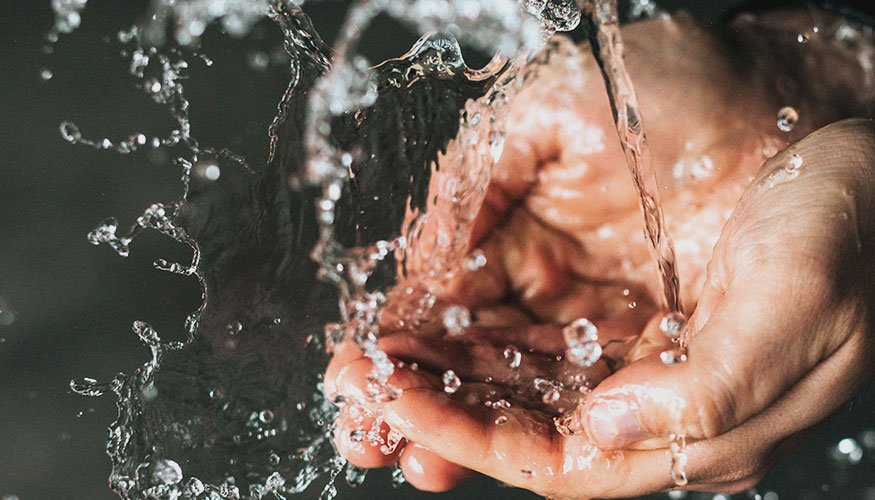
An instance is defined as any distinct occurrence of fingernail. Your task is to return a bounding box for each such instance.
[586,399,647,449]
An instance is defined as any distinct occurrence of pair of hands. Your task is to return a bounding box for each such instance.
[324,10,875,498]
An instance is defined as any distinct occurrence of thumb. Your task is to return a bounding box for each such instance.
[582,118,875,450]
[582,270,828,450]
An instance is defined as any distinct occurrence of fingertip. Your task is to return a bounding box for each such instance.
[400,443,474,492]
[333,410,404,469]
[584,398,648,450]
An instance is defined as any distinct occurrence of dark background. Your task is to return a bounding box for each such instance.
[1,1,873,499]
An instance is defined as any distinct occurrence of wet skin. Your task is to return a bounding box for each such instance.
[324,10,875,498]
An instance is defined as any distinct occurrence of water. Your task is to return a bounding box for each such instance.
[49,0,875,498]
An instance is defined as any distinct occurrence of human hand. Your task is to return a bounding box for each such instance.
[325,10,875,498]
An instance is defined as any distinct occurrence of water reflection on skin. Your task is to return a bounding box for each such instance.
[325,9,875,498]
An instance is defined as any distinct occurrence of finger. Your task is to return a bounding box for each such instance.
[399,442,476,492]
[333,405,404,469]
[382,386,680,497]
[324,340,368,401]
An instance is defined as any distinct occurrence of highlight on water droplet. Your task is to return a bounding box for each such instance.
[40,68,54,80]
[59,121,81,143]
[563,318,602,367]
[777,106,799,132]
[442,370,461,394]
[660,349,687,365]
[788,153,803,170]
[442,305,471,336]
[659,311,686,341]
[504,345,522,369]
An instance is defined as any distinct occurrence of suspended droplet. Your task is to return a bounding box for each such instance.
[541,388,560,404]
[465,249,487,270]
[503,345,522,369]
[69,377,107,397]
[659,311,686,340]
[777,106,799,132]
[59,121,81,143]
[40,68,54,80]
[132,321,160,346]
[442,305,471,336]
[563,318,602,367]
[151,459,183,485]
[830,437,863,465]
[660,350,687,365]
[442,370,461,394]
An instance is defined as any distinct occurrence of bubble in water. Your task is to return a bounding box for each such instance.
[668,490,688,499]
[563,318,602,367]
[152,459,183,485]
[831,437,864,465]
[59,121,81,143]
[860,428,875,450]
[442,370,461,394]
[503,345,522,369]
[659,311,686,340]
[777,106,799,132]
[442,305,471,336]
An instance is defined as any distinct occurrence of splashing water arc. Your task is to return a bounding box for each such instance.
[53,0,698,497]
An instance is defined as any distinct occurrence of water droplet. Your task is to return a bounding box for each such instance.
[40,68,54,80]
[503,345,522,369]
[563,318,602,367]
[495,415,508,425]
[151,459,183,485]
[659,312,686,340]
[465,249,487,270]
[226,321,242,335]
[788,153,803,170]
[70,377,107,397]
[831,437,863,465]
[259,409,275,424]
[248,51,270,71]
[660,349,687,365]
[797,33,809,43]
[442,305,471,336]
[777,106,799,132]
[265,471,285,491]
[132,321,160,346]
[59,121,81,143]
[541,388,560,404]
[442,370,461,394]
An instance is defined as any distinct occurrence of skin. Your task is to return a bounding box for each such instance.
[324,9,875,498]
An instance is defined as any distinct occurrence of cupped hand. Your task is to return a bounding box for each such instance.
[325,10,875,498]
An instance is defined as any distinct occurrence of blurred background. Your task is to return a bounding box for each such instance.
[1,1,873,499]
